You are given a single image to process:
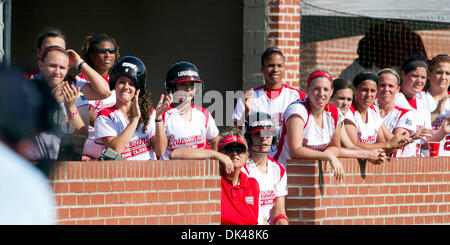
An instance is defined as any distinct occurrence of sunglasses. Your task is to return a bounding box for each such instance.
[96,48,116,54]
[222,145,246,154]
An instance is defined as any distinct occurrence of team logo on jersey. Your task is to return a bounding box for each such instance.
[245,196,254,205]
[260,190,276,206]
[167,134,205,148]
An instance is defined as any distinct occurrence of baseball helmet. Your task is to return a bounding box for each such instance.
[244,112,278,147]
[109,56,147,93]
[165,61,203,94]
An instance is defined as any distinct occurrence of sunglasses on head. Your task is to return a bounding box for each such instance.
[96,48,116,54]
[222,145,246,154]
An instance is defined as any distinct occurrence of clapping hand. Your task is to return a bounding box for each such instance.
[130,89,141,121]
[62,82,80,112]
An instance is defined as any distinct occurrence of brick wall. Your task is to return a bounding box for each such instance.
[267,0,301,88]
[286,157,450,225]
[49,157,449,225]
[49,160,221,225]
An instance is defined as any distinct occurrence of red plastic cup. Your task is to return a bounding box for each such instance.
[429,142,440,157]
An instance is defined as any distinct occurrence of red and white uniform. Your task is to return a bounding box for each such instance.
[161,104,219,160]
[421,91,450,156]
[221,172,262,225]
[94,106,157,160]
[242,156,287,224]
[274,99,344,168]
[76,74,116,159]
[344,105,384,144]
[233,85,306,157]
[395,92,432,156]
[382,106,416,157]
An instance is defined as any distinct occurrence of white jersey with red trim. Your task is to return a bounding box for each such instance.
[233,85,306,157]
[382,106,416,157]
[94,106,157,160]
[161,104,219,160]
[344,105,384,144]
[274,99,344,168]
[241,156,287,224]
[395,92,432,156]
[76,74,116,159]
[421,91,450,156]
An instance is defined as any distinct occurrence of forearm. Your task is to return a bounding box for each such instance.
[106,120,139,153]
[69,115,88,136]
[338,147,368,158]
[431,110,441,124]
[353,141,388,151]
[272,197,288,225]
[79,63,111,99]
[337,147,381,161]
[429,127,447,142]
[208,136,219,151]
[66,105,88,136]
[170,148,218,160]
[290,145,338,162]
[151,123,167,156]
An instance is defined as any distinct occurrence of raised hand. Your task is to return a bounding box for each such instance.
[62,82,80,112]
[66,49,83,69]
[243,88,254,117]
[131,89,141,121]
[52,81,65,104]
[155,93,173,120]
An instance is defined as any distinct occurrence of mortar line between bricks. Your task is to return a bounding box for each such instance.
[55,187,220,195]
[319,212,450,220]
[287,181,450,187]
[57,212,222,222]
[51,176,220,182]
[58,200,221,208]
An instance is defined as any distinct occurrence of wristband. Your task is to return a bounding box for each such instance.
[67,108,79,118]
[65,108,79,121]
[273,214,289,224]
[155,118,163,123]
[77,60,86,71]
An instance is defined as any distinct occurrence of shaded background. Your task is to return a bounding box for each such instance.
[12,0,243,126]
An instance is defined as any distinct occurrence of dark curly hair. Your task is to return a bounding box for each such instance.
[128,89,153,133]
[81,33,120,68]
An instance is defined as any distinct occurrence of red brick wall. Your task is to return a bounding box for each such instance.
[286,157,450,225]
[267,0,301,88]
[49,160,221,225]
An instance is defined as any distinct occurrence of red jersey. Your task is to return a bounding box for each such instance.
[221,172,261,225]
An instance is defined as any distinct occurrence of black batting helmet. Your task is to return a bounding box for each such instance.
[165,61,203,94]
[109,56,147,93]
[244,112,278,147]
